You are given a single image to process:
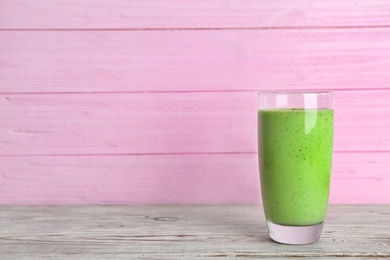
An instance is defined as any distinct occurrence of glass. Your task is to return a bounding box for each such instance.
[257,92,334,244]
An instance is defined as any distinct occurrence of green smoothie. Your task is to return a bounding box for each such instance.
[258,109,333,226]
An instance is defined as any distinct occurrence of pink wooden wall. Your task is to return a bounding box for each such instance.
[1,0,389,204]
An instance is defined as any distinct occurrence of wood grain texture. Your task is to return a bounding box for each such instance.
[0,205,389,259]
[1,1,390,205]
[0,92,256,155]
[333,90,390,152]
[0,152,389,205]
[1,0,390,29]
[1,90,389,156]
[1,29,390,93]
[0,154,260,205]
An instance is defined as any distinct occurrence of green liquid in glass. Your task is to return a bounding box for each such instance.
[258,109,333,226]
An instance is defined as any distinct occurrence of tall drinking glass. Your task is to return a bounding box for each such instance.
[258,92,334,244]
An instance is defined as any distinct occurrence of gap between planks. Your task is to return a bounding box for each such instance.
[0,150,389,158]
[0,88,390,95]
[2,25,390,31]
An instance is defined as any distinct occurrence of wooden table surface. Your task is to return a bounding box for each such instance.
[0,205,389,259]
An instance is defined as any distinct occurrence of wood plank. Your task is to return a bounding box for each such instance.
[0,92,256,155]
[1,29,390,93]
[1,0,390,29]
[334,90,390,152]
[1,90,389,155]
[0,205,389,259]
[0,152,388,204]
[330,152,390,204]
[0,154,260,205]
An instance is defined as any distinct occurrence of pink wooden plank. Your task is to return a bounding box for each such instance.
[1,0,390,29]
[0,90,389,155]
[0,92,257,155]
[1,29,390,93]
[334,91,390,151]
[0,152,388,205]
[0,154,260,205]
[330,152,390,204]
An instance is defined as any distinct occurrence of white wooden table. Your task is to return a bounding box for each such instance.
[0,205,389,259]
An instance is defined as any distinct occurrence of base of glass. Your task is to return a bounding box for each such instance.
[266,220,324,245]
